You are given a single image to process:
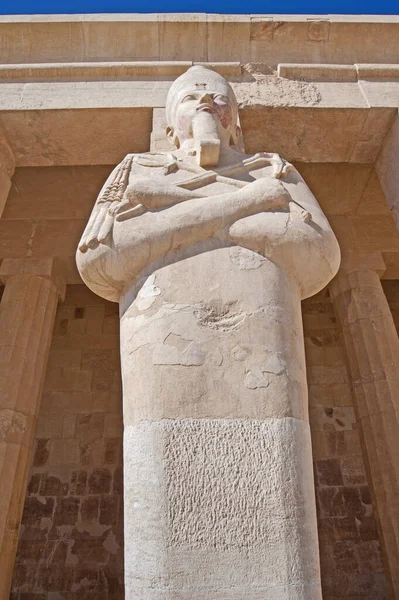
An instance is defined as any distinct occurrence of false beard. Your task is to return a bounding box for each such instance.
[192,111,221,167]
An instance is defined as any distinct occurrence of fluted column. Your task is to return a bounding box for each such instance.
[0,130,14,218]
[329,254,399,598]
[0,258,65,600]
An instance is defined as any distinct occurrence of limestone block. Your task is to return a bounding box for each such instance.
[1,15,399,67]
[1,107,153,167]
[207,15,251,62]
[159,14,207,61]
[240,106,395,163]
[0,82,396,168]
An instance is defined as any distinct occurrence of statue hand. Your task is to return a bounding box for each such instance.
[235,177,291,212]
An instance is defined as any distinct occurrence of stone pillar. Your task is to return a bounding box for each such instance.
[0,130,15,218]
[376,110,399,229]
[329,254,399,597]
[0,258,65,599]
[121,248,323,600]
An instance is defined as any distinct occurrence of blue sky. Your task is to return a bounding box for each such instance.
[1,0,398,15]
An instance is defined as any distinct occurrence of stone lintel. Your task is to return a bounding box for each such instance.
[278,63,358,81]
[278,63,399,81]
[1,15,399,67]
[0,61,241,82]
[0,257,66,301]
[0,104,394,167]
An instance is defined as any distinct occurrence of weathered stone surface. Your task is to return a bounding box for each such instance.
[76,65,340,598]
[2,13,399,600]
[303,289,387,599]
[11,285,124,600]
[1,15,399,68]
[330,261,399,596]
[376,111,399,229]
[0,259,64,599]
[124,417,321,597]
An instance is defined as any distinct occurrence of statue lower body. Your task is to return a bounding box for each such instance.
[120,245,322,599]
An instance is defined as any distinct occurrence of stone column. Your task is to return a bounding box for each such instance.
[329,254,399,597]
[376,111,399,229]
[121,248,323,600]
[0,258,65,599]
[0,130,15,218]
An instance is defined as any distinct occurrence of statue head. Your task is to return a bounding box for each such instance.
[165,66,242,165]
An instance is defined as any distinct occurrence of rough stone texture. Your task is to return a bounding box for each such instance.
[75,65,342,599]
[0,128,14,219]
[10,284,390,599]
[2,15,399,599]
[124,417,322,599]
[0,260,64,599]
[118,242,334,597]
[10,284,124,600]
[376,111,399,228]
[1,15,399,67]
[303,288,388,600]
[329,263,399,597]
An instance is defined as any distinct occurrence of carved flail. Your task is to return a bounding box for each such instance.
[78,154,134,252]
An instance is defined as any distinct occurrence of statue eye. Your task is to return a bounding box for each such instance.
[181,94,196,103]
[213,94,228,103]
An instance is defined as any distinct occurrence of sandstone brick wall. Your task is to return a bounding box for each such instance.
[11,283,393,599]
[11,285,124,600]
[303,287,388,600]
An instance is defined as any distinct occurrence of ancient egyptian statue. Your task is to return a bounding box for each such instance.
[77,65,340,599]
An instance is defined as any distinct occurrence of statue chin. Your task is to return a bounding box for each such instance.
[195,137,221,166]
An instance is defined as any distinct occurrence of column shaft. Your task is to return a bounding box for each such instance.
[330,266,399,597]
[0,270,61,599]
[121,248,322,599]
[0,130,15,218]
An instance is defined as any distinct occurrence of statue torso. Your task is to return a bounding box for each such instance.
[77,150,340,303]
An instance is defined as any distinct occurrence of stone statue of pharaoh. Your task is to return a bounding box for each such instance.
[77,66,340,600]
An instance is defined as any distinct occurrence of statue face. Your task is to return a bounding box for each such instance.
[171,86,237,147]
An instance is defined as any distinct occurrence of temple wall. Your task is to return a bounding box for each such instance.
[8,281,394,599]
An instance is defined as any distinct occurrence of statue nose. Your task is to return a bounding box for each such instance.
[199,93,212,104]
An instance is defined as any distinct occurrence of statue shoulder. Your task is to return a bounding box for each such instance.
[77,151,180,254]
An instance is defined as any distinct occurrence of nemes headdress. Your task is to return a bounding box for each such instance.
[165,65,239,128]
